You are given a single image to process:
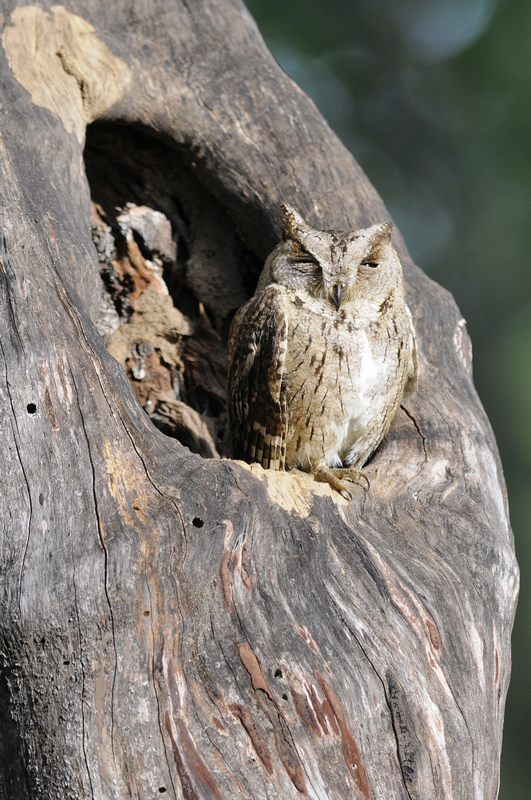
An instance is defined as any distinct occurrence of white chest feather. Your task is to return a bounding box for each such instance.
[350,298,380,329]
[326,331,386,466]
[355,332,381,397]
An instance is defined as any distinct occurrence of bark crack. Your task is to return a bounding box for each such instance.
[0,339,33,619]
[10,417,33,619]
[72,557,96,800]
[383,681,415,800]
[181,0,197,25]
[210,614,246,696]
[70,369,118,766]
[0,235,24,352]
[400,403,428,473]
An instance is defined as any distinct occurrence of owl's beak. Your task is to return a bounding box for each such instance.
[332,284,343,311]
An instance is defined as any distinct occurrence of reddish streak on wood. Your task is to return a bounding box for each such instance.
[220,519,234,613]
[39,366,59,430]
[164,709,201,800]
[307,682,338,736]
[494,649,499,687]
[283,763,308,795]
[291,687,321,736]
[175,717,224,800]
[316,672,370,799]
[44,386,59,430]
[45,218,57,244]
[295,625,319,653]
[229,702,273,774]
[426,619,441,651]
[238,540,252,591]
[221,522,252,613]
[166,665,224,800]
[237,641,272,697]
[212,716,226,733]
[237,643,308,794]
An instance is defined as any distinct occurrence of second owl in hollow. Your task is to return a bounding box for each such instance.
[227,205,417,496]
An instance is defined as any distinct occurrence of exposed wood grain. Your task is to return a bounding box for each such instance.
[0,1,518,799]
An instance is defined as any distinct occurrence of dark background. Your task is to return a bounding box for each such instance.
[245,1,530,797]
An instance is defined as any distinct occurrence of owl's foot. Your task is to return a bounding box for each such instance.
[313,465,370,499]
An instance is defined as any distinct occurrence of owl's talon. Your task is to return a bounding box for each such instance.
[313,466,368,498]
[337,467,371,492]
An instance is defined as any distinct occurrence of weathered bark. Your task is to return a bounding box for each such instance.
[0,2,518,799]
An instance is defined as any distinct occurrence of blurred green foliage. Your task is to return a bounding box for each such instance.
[245,1,530,797]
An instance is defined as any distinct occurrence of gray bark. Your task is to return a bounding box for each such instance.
[0,1,518,799]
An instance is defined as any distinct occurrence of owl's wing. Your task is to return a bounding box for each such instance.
[227,285,289,470]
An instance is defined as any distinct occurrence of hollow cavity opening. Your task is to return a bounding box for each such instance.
[84,123,261,459]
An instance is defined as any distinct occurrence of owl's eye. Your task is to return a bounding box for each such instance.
[290,251,319,266]
[288,240,319,266]
[361,260,378,268]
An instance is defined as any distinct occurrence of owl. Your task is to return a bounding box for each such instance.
[227,205,417,496]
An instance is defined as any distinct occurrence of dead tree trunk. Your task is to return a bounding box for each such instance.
[0,2,518,798]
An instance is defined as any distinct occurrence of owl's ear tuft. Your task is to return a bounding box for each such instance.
[280,204,307,240]
[369,221,393,247]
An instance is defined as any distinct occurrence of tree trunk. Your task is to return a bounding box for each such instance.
[0,2,518,799]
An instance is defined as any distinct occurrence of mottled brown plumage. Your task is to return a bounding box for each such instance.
[227,205,417,495]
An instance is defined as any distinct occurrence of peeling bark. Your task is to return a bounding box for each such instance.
[0,1,518,799]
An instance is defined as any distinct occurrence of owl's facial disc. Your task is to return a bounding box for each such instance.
[274,207,399,308]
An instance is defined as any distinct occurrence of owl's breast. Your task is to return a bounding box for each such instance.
[284,296,405,469]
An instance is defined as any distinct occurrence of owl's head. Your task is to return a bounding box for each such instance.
[258,205,404,309]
